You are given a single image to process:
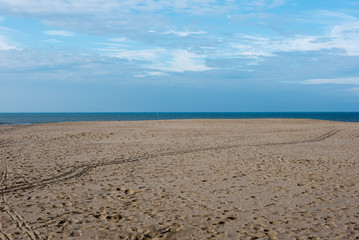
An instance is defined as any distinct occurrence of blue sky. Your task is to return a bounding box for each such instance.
[0,0,359,112]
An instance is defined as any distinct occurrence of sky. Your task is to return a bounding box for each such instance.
[0,0,359,112]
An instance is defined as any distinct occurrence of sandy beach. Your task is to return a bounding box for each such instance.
[0,119,358,239]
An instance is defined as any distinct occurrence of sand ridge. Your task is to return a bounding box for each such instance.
[0,119,358,239]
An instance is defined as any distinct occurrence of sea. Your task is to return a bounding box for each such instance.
[0,112,359,125]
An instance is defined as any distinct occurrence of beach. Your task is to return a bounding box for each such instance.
[0,119,358,239]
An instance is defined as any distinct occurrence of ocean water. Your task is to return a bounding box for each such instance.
[0,112,359,125]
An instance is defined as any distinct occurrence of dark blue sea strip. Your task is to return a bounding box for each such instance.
[0,112,359,125]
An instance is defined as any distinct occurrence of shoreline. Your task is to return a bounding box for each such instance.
[0,117,358,127]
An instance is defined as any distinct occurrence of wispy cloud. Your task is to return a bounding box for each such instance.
[163,30,207,37]
[103,47,212,73]
[0,0,287,14]
[94,42,127,48]
[104,48,166,62]
[249,0,286,9]
[0,49,87,70]
[110,37,127,42]
[299,77,359,94]
[0,49,148,83]
[227,16,359,58]
[0,22,19,50]
[300,77,359,85]
[43,39,60,43]
[0,35,17,50]
[348,87,359,94]
[0,0,288,38]
[43,30,74,37]
[134,71,167,78]
[150,50,212,73]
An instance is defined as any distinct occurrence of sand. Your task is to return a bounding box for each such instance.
[0,119,358,239]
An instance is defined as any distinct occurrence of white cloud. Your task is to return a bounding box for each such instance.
[43,30,74,37]
[134,71,167,78]
[103,46,212,73]
[105,48,166,62]
[0,0,287,35]
[329,22,359,56]
[0,49,87,69]
[94,42,127,48]
[0,22,19,50]
[163,30,206,37]
[348,87,359,94]
[249,0,286,9]
[0,49,149,83]
[300,77,359,85]
[110,37,127,42]
[230,38,275,57]
[299,77,359,95]
[0,35,17,50]
[150,49,212,72]
[43,39,60,43]
[276,29,359,55]
[0,0,216,15]
[228,17,359,58]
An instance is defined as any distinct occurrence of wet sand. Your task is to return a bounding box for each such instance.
[0,119,358,239]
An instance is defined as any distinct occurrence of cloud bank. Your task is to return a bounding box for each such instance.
[43,30,74,37]
[0,0,358,94]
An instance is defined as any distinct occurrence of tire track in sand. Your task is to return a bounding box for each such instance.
[0,157,13,240]
[1,158,42,240]
[1,129,340,195]
[259,129,341,146]
[2,201,42,240]
[1,166,93,194]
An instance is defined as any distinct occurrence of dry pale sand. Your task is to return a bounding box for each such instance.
[0,119,358,240]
